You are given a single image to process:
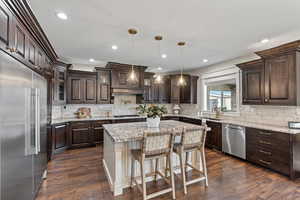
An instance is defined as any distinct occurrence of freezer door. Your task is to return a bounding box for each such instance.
[0,51,34,200]
[32,72,48,196]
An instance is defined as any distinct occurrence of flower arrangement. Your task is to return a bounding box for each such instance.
[137,104,168,119]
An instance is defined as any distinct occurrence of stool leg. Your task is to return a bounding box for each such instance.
[179,150,187,195]
[185,152,189,172]
[154,158,159,181]
[169,153,176,200]
[131,157,135,188]
[165,155,169,177]
[201,148,208,187]
[140,156,147,200]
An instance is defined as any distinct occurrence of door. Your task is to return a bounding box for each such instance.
[170,75,180,103]
[68,77,85,103]
[32,72,48,196]
[242,62,264,104]
[97,70,111,104]
[85,78,97,104]
[264,54,296,105]
[52,123,68,153]
[0,51,34,200]
[0,1,13,52]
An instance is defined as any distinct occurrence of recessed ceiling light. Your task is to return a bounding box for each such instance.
[157,67,162,71]
[161,54,167,58]
[203,59,208,63]
[89,58,95,62]
[112,45,118,50]
[261,38,269,44]
[56,12,68,20]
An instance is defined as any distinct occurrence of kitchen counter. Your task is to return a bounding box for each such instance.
[103,120,204,143]
[51,114,300,134]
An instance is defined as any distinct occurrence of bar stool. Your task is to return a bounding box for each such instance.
[173,126,208,195]
[130,129,176,200]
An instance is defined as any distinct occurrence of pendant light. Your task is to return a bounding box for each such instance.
[154,35,163,84]
[177,41,187,86]
[127,28,138,83]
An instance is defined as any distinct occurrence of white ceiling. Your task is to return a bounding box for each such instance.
[29,0,300,72]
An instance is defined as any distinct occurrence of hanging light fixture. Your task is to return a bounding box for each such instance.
[154,35,163,84]
[127,28,138,83]
[177,41,187,86]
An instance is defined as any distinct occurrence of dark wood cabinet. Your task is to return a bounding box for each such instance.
[170,75,198,104]
[238,59,265,104]
[93,120,112,144]
[53,63,67,105]
[96,68,111,104]
[246,127,291,176]
[152,75,171,103]
[205,121,222,151]
[264,54,296,105]
[239,41,300,106]
[179,117,201,125]
[69,122,94,148]
[108,62,146,91]
[144,72,154,103]
[67,70,97,104]
[52,123,69,154]
[0,0,12,52]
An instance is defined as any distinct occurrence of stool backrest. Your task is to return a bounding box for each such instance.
[181,126,208,149]
[142,130,174,156]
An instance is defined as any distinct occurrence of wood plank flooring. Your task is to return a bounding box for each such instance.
[36,145,300,200]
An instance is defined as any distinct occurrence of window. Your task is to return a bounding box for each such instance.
[207,83,237,112]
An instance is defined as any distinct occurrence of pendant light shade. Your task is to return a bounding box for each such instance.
[127,28,138,83]
[177,41,187,86]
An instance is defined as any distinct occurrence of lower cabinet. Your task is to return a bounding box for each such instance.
[179,117,201,125]
[205,121,222,151]
[51,123,69,154]
[93,120,112,144]
[69,122,94,148]
[246,127,291,176]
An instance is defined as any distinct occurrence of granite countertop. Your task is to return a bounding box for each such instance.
[51,114,300,135]
[103,120,205,143]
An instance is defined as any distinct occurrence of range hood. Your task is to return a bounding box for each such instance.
[112,88,144,96]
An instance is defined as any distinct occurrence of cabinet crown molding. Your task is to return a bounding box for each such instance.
[236,59,264,69]
[255,40,300,59]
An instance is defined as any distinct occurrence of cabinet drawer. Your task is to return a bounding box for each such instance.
[93,120,111,127]
[70,122,91,128]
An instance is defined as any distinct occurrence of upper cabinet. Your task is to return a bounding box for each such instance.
[107,62,146,91]
[144,72,154,103]
[238,59,265,104]
[53,63,68,105]
[152,75,171,104]
[67,70,97,104]
[0,0,12,52]
[238,41,300,106]
[170,74,198,104]
[96,68,111,104]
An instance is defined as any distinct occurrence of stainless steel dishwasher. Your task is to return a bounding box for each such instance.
[222,124,246,159]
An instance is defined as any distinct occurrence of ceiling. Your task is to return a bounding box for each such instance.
[29,0,300,72]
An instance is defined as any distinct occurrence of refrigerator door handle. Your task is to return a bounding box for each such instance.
[34,88,40,155]
[37,89,41,153]
[24,88,32,156]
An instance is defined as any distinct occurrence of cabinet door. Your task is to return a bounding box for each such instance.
[191,76,198,104]
[264,54,296,105]
[93,120,111,144]
[152,84,160,103]
[69,122,93,148]
[85,78,97,104]
[97,70,111,104]
[28,39,36,65]
[171,75,180,104]
[159,77,171,103]
[206,121,222,151]
[67,77,85,104]
[0,1,12,51]
[52,124,68,153]
[14,22,26,59]
[242,63,264,104]
[53,66,66,105]
[180,75,191,104]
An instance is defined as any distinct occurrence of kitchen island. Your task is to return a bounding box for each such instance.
[102,120,206,196]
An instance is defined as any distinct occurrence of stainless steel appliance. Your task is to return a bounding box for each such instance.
[0,51,48,200]
[222,124,246,159]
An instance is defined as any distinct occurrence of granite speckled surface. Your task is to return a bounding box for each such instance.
[103,120,203,143]
[51,114,300,135]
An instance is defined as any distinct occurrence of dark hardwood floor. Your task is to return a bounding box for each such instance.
[37,145,300,200]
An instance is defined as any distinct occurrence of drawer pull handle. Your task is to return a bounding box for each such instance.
[259,131,272,136]
[259,159,271,165]
[259,150,271,155]
[55,125,66,128]
[259,140,272,145]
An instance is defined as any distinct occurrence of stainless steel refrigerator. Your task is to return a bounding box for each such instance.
[0,50,48,200]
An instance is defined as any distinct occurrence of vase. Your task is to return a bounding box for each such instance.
[146,117,160,128]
